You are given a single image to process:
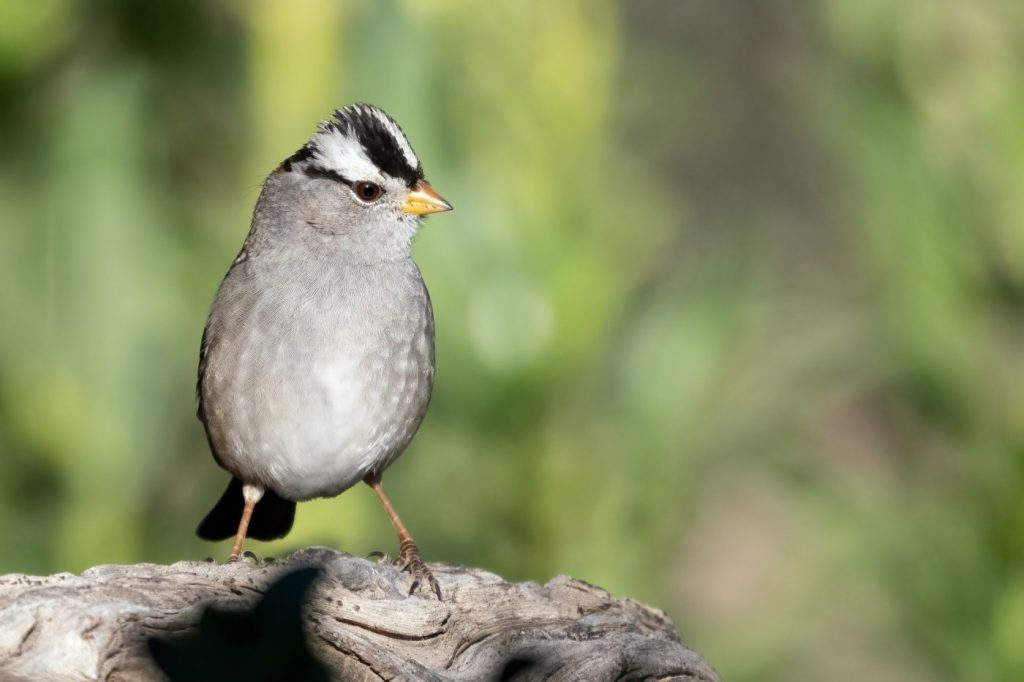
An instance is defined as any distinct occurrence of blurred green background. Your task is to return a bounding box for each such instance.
[1,1,1023,679]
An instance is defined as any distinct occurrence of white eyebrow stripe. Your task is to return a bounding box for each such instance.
[361,105,420,170]
[309,124,383,181]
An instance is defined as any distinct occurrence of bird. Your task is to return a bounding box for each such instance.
[194,103,451,598]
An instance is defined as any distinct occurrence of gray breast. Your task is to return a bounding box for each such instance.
[199,258,435,500]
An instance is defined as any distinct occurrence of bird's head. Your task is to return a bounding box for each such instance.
[259,104,451,261]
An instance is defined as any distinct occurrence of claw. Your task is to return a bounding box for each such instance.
[396,541,442,599]
[365,479,443,599]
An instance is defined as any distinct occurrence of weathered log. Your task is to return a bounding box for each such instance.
[0,547,718,681]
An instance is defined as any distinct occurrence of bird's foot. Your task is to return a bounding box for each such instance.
[368,544,441,598]
[397,538,442,599]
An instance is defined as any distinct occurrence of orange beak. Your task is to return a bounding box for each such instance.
[401,179,452,215]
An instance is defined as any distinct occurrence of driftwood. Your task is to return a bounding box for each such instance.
[0,547,718,681]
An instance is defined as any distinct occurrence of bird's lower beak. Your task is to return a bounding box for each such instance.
[401,179,452,215]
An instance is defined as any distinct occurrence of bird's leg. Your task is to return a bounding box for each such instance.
[227,483,265,562]
[365,476,441,599]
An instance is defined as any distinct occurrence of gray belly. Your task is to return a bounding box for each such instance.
[200,271,435,500]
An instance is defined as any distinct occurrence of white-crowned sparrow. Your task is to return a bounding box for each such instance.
[195,104,451,597]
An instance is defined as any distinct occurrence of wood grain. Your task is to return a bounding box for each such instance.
[0,548,718,681]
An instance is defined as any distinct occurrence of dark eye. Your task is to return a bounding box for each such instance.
[353,181,383,202]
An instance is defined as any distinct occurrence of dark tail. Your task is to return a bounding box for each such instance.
[196,477,297,541]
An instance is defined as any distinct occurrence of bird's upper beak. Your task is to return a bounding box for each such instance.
[401,179,452,215]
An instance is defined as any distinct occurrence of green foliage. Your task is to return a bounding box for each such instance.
[0,1,1022,680]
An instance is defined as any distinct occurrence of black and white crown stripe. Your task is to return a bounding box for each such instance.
[281,104,424,188]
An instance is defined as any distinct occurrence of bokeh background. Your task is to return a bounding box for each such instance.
[2,1,1023,679]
